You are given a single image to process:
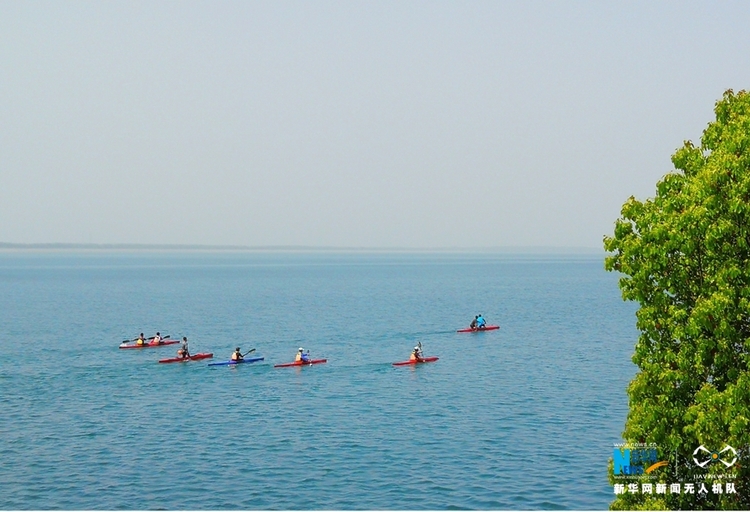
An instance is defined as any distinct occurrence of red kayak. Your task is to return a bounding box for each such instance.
[457,325,499,333]
[274,359,327,368]
[158,353,213,363]
[393,356,439,366]
[120,339,179,349]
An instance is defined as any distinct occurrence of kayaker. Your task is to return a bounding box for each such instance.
[231,347,244,362]
[177,337,190,359]
[136,333,146,346]
[469,316,478,330]
[476,315,486,329]
[295,348,311,363]
[153,332,162,345]
[410,345,423,361]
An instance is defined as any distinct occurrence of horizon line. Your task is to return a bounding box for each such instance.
[0,242,604,254]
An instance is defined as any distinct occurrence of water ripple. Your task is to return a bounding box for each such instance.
[0,253,636,509]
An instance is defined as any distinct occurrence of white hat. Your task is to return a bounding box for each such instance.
[299,347,304,351]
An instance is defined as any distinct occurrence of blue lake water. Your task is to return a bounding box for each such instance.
[0,252,637,510]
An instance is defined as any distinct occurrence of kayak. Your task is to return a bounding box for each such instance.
[393,356,439,366]
[159,353,213,363]
[457,325,499,333]
[120,339,179,349]
[207,356,264,367]
[274,359,327,368]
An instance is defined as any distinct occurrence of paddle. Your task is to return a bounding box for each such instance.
[121,334,147,343]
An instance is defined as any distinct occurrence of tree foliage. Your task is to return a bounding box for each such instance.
[604,90,750,510]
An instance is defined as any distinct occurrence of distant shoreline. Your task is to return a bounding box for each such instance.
[0,242,603,255]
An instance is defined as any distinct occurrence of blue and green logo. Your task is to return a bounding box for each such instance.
[613,446,667,475]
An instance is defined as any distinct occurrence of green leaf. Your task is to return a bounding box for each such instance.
[606,89,750,510]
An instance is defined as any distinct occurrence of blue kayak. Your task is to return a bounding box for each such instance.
[208,356,264,367]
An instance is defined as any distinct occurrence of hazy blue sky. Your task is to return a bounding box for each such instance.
[1,1,749,248]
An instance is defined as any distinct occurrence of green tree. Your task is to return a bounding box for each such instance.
[604,90,750,510]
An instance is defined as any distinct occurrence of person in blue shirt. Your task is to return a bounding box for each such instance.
[295,348,311,363]
[476,314,486,329]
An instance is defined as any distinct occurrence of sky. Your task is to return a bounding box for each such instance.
[1,1,749,249]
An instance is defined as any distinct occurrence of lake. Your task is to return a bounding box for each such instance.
[0,251,637,509]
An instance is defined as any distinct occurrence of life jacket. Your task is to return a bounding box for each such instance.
[295,352,303,362]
